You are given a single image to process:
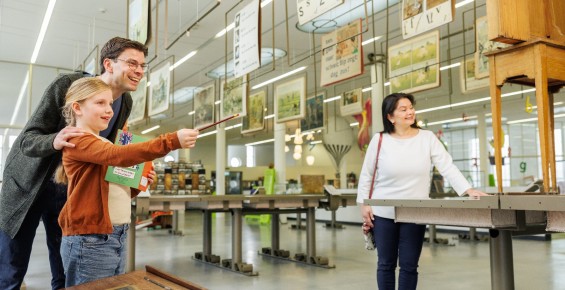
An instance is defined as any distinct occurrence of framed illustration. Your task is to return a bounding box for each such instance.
[148,60,171,116]
[401,0,454,39]
[194,84,215,129]
[320,18,363,86]
[301,92,325,132]
[340,88,362,116]
[128,0,150,45]
[388,31,440,94]
[474,16,508,79]
[220,75,247,119]
[128,76,147,123]
[83,45,99,76]
[460,58,489,93]
[275,76,306,123]
[241,90,266,134]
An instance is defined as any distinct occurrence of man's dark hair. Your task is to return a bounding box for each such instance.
[99,37,148,74]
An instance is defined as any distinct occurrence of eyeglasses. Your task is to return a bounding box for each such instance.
[114,58,148,71]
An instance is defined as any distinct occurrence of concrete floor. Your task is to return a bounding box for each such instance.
[23,210,565,289]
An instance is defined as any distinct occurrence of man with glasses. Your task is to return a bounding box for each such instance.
[0,37,148,290]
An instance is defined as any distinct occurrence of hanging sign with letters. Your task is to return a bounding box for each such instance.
[297,0,344,25]
[401,0,454,39]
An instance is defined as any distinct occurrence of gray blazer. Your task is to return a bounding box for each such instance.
[0,72,133,238]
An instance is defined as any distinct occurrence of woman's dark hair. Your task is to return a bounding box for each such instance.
[99,37,148,74]
[381,93,420,133]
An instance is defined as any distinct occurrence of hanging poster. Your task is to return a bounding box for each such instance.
[401,0,454,39]
[241,90,266,134]
[148,61,170,116]
[340,88,363,116]
[460,57,489,93]
[300,92,325,132]
[320,18,364,86]
[296,0,344,25]
[275,76,306,123]
[128,0,150,45]
[128,77,147,123]
[233,0,261,77]
[474,16,509,79]
[221,75,247,119]
[388,30,440,94]
[194,84,215,129]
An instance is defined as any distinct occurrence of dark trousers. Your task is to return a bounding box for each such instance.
[0,180,67,290]
[373,215,426,290]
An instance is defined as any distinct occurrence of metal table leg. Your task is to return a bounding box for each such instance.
[489,229,515,290]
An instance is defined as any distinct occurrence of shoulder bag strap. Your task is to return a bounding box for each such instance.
[369,132,383,199]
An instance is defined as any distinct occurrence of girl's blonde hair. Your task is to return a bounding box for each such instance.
[54,77,111,184]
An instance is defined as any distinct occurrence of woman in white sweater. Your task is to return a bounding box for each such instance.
[357,93,487,290]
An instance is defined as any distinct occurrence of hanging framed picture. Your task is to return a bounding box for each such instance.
[128,0,150,45]
[241,89,266,134]
[220,75,247,119]
[460,57,489,93]
[401,0,454,39]
[275,76,306,123]
[148,59,171,116]
[474,16,509,79]
[128,76,147,123]
[388,30,440,94]
[194,84,215,129]
[83,45,99,76]
[340,88,363,116]
[301,92,325,132]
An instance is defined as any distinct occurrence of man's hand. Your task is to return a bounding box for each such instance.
[146,168,156,186]
[53,126,85,150]
[177,129,199,148]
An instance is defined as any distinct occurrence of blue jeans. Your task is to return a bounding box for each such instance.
[0,180,67,290]
[61,224,129,287]
[373,216,426,290]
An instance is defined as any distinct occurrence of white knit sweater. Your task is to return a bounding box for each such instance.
[356,129,471,219]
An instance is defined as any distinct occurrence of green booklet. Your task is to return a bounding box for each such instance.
[104,130,152,191]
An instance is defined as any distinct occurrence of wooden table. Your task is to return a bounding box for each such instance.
[486,39,565,193]
[64,265,206,290]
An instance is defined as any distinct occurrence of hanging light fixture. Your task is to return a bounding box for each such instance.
[294,128,303,144]
[306,155,315,165]
[293,152,301,160]
[285,145,290,152]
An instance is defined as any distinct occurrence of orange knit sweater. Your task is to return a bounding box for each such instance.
[58,132,181,236]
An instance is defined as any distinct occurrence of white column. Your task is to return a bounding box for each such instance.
[477,110,489,188]
[339,159,347,189]
[216,123,226,195]
[370,61,385,136]
[274,122,286,193]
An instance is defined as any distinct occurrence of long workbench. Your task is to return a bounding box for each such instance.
[133,192,357,276]
[365,194,565,290]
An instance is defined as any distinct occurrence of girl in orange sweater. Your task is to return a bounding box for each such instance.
[55,77,198,286]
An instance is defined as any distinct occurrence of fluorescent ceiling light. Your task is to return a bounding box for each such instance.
[264,114,274,119]
[245,138,275,146]
[170,50,198,71]
[310,140,323,145]
[439,62,461,71]
[417,88,536,114]
[531,102,563,110]
[324,96,341,103]
[215,22,236,38]
[198,130,217,138]
[31,0,57,63]
[251,66,307,90]
[10,72,29,125]
[455,0,474,8]
[188,111,195,115]
[384,82,390,86]
[508,113,565,124]
[350,122,359,127]
[362,36,382,46]
[362,87,372,92]
[215,100,221,105]
[141,125,160,135]
[427,115,477,126]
